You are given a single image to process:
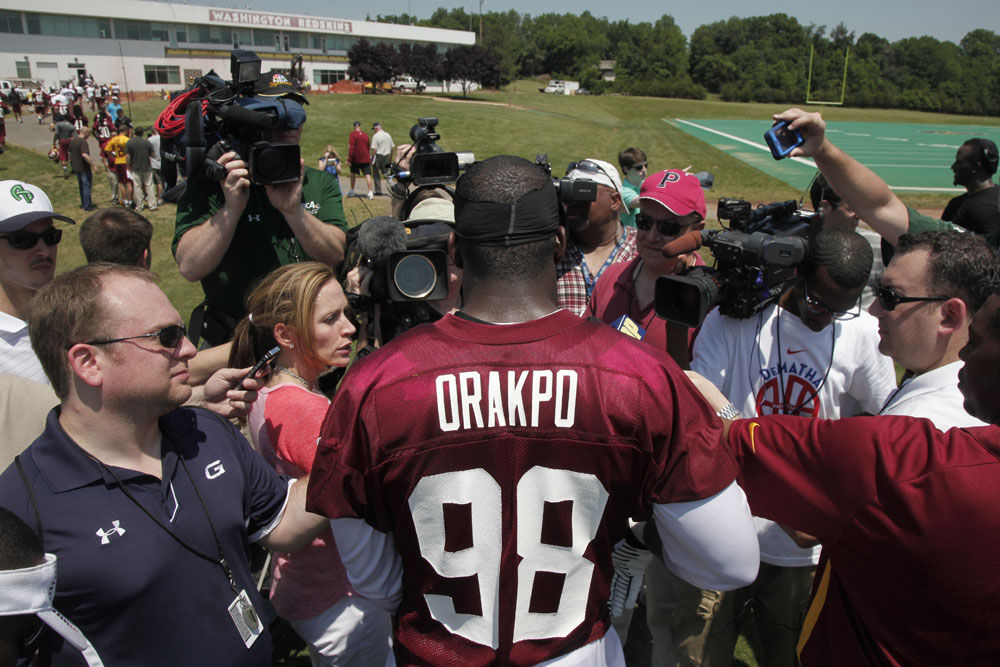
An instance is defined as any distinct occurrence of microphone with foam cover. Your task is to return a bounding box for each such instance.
[356,216,407,265]
[660,228,708,258]
[215,104,275,130]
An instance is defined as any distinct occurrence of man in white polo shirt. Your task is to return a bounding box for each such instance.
[0,180,75,383]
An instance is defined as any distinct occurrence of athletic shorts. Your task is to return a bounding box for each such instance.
[58,139,70,162]
[349,162,372,176]
[114,163,129,185]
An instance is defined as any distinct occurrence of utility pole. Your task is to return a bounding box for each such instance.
[479,0,484,42]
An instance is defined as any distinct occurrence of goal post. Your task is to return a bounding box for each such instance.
[806,44,850,106]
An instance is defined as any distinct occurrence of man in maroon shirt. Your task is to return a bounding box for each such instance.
[690,287,1000,664]
[307,155,759,665]
[347,120,374,200]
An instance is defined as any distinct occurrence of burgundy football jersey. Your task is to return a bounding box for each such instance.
[729,415,1000,665]
[308,310,736,665]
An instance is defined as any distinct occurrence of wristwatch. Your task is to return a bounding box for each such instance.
[715,402,740,420]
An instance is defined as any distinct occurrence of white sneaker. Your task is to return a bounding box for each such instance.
[366,191,374,200]
[347,189,357,197]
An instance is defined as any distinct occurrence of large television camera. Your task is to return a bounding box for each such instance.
[172,50,302,185]
[392,117,474,187]
[655,199,817,328]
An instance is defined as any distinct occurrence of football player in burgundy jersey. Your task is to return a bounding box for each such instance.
[307,155,759,665]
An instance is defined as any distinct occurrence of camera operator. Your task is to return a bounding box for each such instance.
[674,227,896,667]
[556,158,637,315]
[173,91,348,346]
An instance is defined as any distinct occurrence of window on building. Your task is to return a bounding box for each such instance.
[23,14,100,38]
[0,10,22,33]
[231,28,250,47]
[15,61,30,78]
[286,31,307,49]
[313,70,347,85]
[97,18,111,39]
[174,25,187,43]
[189,25,231,44]
[144,65,180,85]
[253,29,276,47]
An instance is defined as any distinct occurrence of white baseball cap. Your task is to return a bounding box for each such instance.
[565,158,624,199]
[0,181,75,233]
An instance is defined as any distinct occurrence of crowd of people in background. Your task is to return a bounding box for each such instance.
[0,65,999,667]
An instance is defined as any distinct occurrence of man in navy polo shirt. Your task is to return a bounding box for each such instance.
[0,263,325,666]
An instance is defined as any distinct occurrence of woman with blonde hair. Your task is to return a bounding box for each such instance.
[230,262,390,665]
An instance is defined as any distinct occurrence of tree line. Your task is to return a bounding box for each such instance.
[367,9,999,116]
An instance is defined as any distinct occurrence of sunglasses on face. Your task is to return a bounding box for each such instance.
[872,280,948,311]
[631,162,648,171]
[0,227,62,250]
[635,212,690,237]
[77,324,188,350]
[801,275,861,319]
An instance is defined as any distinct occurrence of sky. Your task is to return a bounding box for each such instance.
[185,0,995,44]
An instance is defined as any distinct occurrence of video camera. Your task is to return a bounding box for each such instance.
[392,117,473,187]
[534,154,598,204]
[346,213,454,344]
[177,50,302,185]
[655,198,817,328]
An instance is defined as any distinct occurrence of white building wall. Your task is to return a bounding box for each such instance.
[0,0,474,91]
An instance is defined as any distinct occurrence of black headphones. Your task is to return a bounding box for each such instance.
[969,138,999,176]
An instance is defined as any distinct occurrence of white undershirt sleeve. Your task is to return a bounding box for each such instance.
[651,481,760,591]
[330,518,403,613]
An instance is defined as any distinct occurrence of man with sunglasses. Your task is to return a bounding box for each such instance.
[872,230,997,428]
[0,180,74,384]
[677,228,896,667]
[0,263,328,666]
[686,283,1000,667]
[556,158,637,315]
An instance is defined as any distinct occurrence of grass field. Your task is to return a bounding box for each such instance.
[5,82,993,664]
[8,82,998,319]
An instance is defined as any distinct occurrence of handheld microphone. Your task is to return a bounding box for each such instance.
[660,228,708,258]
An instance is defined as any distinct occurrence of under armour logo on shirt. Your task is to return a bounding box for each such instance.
[96,520,126,545]
[248,214,262,223]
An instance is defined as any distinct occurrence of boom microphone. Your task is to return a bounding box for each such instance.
[356,216,408,265]
[214,104,275,130]
[661,228,709,258]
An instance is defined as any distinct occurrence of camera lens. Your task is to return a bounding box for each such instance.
[254,146,289,181]
[393,255,439,299]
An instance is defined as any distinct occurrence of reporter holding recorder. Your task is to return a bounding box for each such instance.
[229,262,392,665]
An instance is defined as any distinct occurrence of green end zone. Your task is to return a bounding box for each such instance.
[668,118,1000,193]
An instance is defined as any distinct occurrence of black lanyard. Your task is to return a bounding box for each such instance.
[88,441,240,594]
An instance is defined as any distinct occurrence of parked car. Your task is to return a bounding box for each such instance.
[394,75,424,92]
